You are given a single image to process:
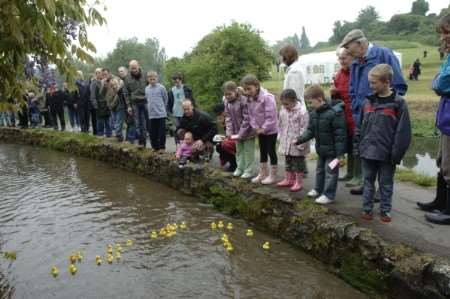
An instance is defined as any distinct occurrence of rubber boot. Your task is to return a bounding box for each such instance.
[277,171,294,187]
[346,157,362,187]
[290,172,304,192]
[425,184,450,225]
[417,172,446,212]
[261,165,277,185]
[251,163,268,184]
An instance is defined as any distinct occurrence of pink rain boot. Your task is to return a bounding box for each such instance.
[290,172,304,192]
[277,171,294,187]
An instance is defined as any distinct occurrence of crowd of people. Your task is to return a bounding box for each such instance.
[1,14,449,225]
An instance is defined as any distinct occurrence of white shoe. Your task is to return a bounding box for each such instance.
[307,189,319,197]
[233,169,243,177]
[241,172,253,179]
[315,195,333,204]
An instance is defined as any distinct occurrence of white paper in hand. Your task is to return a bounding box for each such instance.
[328,158,340,170]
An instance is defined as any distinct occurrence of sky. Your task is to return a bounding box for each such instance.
[87,0,449,59]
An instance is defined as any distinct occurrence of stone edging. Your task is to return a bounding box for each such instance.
[1,128,449,299]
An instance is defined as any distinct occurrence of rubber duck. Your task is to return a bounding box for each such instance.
[69,264,77,275]
[179,221,187,229]
[246,229,254,237]
[107,254,114,264]
[51,266,59,277]
[218,221,224,229]
[116,244,122,254]
[227,223,233,230]
[95,255,102,266]
[150,231,158,239]
[221,234,229,242]
[126,240,133,247]
[159,228,167,237]
[69,254,77,264]
[3,251,16,260]
[211,222,217,230]
[76,251,83,262]
[262,242,270,250]
[116,252,121,261]
[226,244,234,252]
[107,244,113,254]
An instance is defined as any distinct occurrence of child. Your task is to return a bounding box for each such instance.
[277,89,310,192]
[146,71,168,153]
[241,74,278,184]
[223,81,256,178]
[294,84,347,204]
[176,131,194,168]
[213,103,237,172]
[355,64,411,223]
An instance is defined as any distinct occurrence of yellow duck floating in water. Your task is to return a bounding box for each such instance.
[116,252,121,261]
[69,264,77,275]
[3,251,17,260]
[115,244,122,253]
[217,221,224,229]
[107,254,114,264]
[51,266,59,277]
[179,221,187,229]
[69,254,78,264]
[159,228,167,237]
[76,251,83,262]
[150,231,158,239]
[226,243,234,252]
[211,222,217,230]
[246,229,254,237]
[226,223,233,230]
[95,255,102,266]
[262,242,270,250]
[126,240,133,247]
[107,244,113,254]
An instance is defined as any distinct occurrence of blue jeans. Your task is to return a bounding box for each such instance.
[112,109,125,138]
[67,107,79,128]
[315,156,339,200]
[361,158,396,213]
[132,102,148,143]
[97,115,112,137]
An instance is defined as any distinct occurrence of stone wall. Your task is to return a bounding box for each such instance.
[1,128,449,299]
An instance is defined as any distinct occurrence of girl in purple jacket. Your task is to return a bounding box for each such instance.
[241,74,278,184]
[223,81,256,179]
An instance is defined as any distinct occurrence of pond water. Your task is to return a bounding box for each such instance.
[0,144,366,299]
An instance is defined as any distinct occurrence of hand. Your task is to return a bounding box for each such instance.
[291,139,299,146]
[127,107,133,115]
[256,128,264,135]
[74,104,77,109]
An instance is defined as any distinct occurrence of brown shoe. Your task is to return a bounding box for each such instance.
[361,211,373,221]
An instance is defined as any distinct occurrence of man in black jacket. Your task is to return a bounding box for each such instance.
[176,99,217,161]
[47,85,65,131]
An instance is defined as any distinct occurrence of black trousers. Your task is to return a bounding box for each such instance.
[50,107,65,130]
[148,118,166,150]
[90,109,97,135]
[78,105,90,133]
[258,133,278,165]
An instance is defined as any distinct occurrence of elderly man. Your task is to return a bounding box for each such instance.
[279,45,306,109]
[340,29,407,195]
[89,68,105,135]
[176,99,217,161]
[123,60,148,146]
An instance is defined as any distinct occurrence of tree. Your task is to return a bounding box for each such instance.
[356,6,380,33]
[0,1,105,101]
[101,37,167,76]
[300,27,311,49]
[164,22,273,111]
[411,0,429,16]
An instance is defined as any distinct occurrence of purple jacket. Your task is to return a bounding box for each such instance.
[176,142,193,158]
[246,88,278,135]
[278,102,310,156]
[224,95,256,139]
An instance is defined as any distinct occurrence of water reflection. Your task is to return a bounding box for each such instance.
[0,144,366,299]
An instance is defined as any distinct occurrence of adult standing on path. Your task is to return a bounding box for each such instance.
[418,14,450,225]
[123,60,149,147]
[279,45,306,109]
[339,29,408,195]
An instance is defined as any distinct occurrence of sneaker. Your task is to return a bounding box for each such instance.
[380,212,392,223]
[361,211,373,221]
[233,169,243,177]
[307,189,319,197]
[240,172,253,179]
[315,195,333,204]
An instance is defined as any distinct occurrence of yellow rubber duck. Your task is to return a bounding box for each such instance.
[116,245,122,254]
[4,251,17,260]
[51,266,59,277]
[107,254,114,264]
[246,229,254,237]
[159,228,167,237]
[211,222,217,230]
[226,244,234,252]
[69,264,77,275]
[262,242,270,250]
[95,255,102,266]
[221,233,229,242]
[179,221,187,229]
[116,252,121,261]
[69,254,77,264]
[150,231,158,239]
[217,221,224,229]
[76,251,83,262]
[107,244,113,254]
[226,223,233,230]
[126,240,133,247]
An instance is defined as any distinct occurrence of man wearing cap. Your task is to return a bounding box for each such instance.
[340,29,407,195]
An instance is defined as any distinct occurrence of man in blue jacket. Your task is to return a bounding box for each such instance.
[340,29,408,195]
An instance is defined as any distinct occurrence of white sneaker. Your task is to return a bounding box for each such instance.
[240,172,253,179]
[307,189,319,197]
[233,169,243,177]
[315,195,333,204]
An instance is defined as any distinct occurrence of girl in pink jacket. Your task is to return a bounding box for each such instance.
[277,89,310,192]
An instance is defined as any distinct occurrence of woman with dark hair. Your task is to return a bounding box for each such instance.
[417,14,450,225]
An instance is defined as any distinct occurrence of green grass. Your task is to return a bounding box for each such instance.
[395,168,436,187]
